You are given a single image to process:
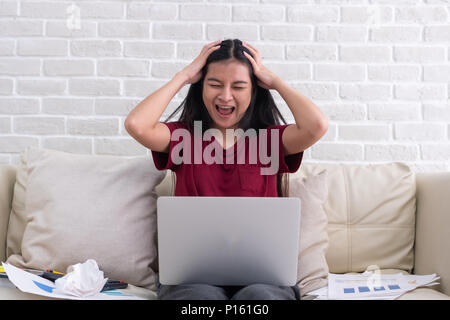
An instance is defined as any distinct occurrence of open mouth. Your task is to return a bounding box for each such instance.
[215,105,235,117]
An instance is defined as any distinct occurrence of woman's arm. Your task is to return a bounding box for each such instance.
[125,72,187,134]
[124,72,187,153]
[125,40,221,153]
[273,77,328,155]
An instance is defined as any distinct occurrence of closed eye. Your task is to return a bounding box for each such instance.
[210,85,246,89]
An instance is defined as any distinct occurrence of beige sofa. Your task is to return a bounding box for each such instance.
[0,155,449,300]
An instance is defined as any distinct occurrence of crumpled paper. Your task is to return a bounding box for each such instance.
[54,259,108,297]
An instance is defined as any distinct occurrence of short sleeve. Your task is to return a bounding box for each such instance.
[267,124,303,174]
[151,121,187,171]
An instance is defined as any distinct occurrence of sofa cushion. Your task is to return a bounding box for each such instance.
[294,163,416,274]
[6,147,165,290]
[289,170,329,297]
[0,165,16,262]
[155,170,175,197]
[398,287,450,300]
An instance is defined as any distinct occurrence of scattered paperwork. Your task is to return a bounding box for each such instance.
[305,272,440,300]
[1,262,144,300]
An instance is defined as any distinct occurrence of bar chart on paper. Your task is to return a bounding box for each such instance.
[327,273,440,300]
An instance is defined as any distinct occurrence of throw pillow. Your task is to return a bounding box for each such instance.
[297,163,415,274]
[6,147,165,290]
[289,170,329,297]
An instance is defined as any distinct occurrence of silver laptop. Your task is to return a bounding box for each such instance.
[157,196,301,286]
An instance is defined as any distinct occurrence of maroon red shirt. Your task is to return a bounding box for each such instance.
[151,121,303,197]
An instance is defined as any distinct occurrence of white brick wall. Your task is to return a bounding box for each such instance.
[0,0,449,171]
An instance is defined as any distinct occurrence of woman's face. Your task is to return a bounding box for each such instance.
[202,59,252,133]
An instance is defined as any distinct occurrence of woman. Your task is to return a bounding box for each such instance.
[125,39,328,300]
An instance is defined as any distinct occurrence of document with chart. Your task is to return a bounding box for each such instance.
[326,272,440,300]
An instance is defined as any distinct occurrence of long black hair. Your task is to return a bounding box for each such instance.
[164,39,290,197]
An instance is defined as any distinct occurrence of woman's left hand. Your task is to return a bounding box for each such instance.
[242,42,281,90]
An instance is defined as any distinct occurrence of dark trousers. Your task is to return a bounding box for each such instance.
[157,283,301,300]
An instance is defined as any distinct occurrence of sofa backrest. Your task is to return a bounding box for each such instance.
[155,163,417,274]
[0,162,416,275]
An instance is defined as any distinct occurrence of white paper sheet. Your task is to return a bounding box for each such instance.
[2,262,145,300]
[305,272,440,300]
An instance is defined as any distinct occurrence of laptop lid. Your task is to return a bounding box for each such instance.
[157,196,301,286]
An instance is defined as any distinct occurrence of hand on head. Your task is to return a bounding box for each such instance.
[180,40,222,85]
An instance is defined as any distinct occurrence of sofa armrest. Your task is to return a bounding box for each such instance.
[0,164,16,262]
[414,172,450,296]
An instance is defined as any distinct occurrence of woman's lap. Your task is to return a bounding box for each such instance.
[157,283,300,300]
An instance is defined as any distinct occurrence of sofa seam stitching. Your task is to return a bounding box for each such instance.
[342,166,351,272]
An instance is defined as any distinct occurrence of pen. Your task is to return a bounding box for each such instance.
[46,269,65,275]
[45,269,122,283]
[40,269,128,291]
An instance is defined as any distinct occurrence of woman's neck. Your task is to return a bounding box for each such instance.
[212,125,239,149]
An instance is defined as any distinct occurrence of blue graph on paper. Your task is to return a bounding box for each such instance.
[33,280,55,293]
[343,284,401,294]
[388,285,401,290]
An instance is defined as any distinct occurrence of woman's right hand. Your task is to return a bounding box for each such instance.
[179,40,222,85]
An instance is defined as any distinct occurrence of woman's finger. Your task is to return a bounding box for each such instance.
[204,43,221,56]
[209,42,221,50]
[242,42,261,63]
[243,51,258,70]
[242,42,255,54]
[243,50,255,63]
[206,39,221,46]
[207,40,222,49]
[242,46,256,60]
[201,40,221,53]
[242,42,260,56]
[199,41,221,60]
